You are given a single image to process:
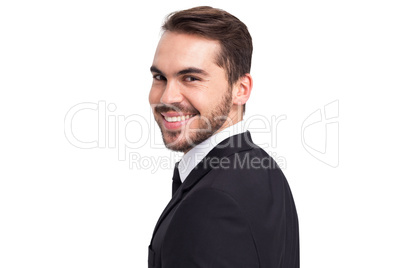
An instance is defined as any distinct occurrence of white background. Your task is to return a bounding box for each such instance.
[1,0,401,267]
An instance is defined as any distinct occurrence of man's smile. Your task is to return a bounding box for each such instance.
[160,112,198,130]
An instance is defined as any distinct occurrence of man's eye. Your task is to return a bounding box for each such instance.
[153,74,166,81]
[184,76,199,82]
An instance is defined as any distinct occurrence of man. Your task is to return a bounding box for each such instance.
[148,6,299,268]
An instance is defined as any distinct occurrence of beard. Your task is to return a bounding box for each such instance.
[155,87,232,153]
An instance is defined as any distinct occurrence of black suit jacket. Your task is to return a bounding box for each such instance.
[148,131,299,267]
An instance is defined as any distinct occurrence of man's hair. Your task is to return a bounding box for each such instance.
[162,6,253,114]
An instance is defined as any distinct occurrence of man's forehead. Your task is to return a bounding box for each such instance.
[153,32,221,69]
[158,31,220,48]
[155,32,220,59]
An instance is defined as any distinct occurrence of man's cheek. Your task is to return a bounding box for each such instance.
[149,89,161,104]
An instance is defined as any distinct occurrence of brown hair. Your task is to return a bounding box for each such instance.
[162,6,253,113]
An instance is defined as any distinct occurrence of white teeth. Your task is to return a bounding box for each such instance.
[164,114,194,122]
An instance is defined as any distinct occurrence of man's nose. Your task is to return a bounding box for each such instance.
[160,80,183,104]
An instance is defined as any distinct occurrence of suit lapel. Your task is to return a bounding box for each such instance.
[150,131,256,243]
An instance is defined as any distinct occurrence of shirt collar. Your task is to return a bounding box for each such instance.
[178,121,246,183]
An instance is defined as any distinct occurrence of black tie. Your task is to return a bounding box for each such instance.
[172,162,182,197]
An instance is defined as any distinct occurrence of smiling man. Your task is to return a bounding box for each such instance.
[148,6,299,268]
[149,32,244,153]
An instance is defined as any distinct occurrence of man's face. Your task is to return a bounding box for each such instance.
[149,32,234,153]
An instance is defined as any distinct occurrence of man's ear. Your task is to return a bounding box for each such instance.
[232,73,253,106]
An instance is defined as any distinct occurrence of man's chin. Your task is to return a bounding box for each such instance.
[162,129,217,153]
[163,135,194,153]
[160,130,185,152]
[158,117,225,152]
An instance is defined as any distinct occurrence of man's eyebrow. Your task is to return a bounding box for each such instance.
[150,66,164,75]
[177,67,208,76]
[150,66,208,77]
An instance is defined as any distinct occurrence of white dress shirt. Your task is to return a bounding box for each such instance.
[177,121,246,183]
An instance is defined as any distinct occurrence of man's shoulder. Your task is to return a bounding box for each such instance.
[208,145,283,177]
[191,146,287,202]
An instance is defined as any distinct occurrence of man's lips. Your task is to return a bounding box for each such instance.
[161,112,197,122]
[160,112,197,130]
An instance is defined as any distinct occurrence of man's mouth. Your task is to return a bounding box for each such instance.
[160,112,198,130]
[163,114,196,122]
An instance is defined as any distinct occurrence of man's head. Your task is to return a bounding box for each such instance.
[149,6,253,153]
[161,6,253,88]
